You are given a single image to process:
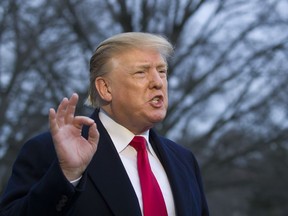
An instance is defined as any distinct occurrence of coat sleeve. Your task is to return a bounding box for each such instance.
[0,132,86,216]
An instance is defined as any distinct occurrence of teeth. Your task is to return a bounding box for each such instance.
[152,97,159,102]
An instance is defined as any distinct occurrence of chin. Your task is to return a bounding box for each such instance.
[150,113,166,123]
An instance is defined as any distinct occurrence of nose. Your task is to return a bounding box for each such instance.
[148,69,164,89]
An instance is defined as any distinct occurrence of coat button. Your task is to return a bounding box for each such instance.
[56,195,68,212]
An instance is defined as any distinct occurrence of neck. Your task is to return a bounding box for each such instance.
[100,107,151,135]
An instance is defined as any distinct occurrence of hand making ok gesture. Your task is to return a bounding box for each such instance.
[49,93,99,181]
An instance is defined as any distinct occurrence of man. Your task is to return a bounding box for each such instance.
[0,32,209,215]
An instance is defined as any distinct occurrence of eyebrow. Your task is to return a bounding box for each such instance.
[135,63,167,70]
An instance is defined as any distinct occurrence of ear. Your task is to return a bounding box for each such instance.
[95,77,112,102]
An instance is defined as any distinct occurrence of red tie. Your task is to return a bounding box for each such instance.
[130,136,168,216]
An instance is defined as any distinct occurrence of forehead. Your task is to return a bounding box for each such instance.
[113,48,167,66]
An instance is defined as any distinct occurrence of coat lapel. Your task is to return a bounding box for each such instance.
[83,110,142,216]
[82,110,201,216]
[149,130,197,216]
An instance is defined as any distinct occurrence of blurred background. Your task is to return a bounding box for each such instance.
[0,0,288,215]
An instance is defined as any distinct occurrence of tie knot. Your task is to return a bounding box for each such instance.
[130,136,146,152]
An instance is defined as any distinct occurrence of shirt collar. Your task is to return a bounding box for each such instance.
[99,109,150,153]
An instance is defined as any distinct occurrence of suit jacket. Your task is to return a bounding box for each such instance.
[0,109,209,216]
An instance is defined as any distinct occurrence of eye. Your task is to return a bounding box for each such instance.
[134,71,146,77]
[159,69,167,77]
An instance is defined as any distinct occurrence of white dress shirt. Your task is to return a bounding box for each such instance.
[99,110,176,216]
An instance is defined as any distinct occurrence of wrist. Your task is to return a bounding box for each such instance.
[62,168,84,181]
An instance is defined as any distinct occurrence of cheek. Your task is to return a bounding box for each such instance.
[164,85,168,100]
[114,88,141,107]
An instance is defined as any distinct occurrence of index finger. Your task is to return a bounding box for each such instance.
[49,108,58,135]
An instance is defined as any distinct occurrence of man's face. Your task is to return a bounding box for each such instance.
[102,48,168,134]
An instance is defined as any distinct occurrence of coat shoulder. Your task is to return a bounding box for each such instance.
[157,135,196,159]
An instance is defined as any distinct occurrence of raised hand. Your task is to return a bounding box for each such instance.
[49,93,99,181]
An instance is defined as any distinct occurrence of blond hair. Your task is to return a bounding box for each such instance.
[87,32,173,108]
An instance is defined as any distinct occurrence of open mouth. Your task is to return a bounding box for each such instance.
[150,96,164,107]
